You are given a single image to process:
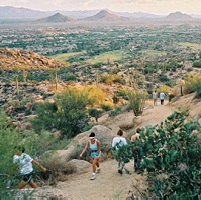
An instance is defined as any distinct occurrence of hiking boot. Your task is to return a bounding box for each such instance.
[90,174,96,180]
[96,167,101,174]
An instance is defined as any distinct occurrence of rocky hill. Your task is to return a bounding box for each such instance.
[36,13,76,23]
[82,10,128,21]
[0,47,64,70]
[165,11,192,20]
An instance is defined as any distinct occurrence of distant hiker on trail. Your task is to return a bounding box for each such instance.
[112,129,128,175]
[153,90,158,106]
[13,145,47,189]
[160,91,165,105]
[131,128,142,173]
[80,132,101,180]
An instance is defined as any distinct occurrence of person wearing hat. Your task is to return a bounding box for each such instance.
[13,145,47,189]
[80,132,101,180]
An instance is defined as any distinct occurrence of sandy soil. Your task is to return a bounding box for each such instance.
[55,100,174,200]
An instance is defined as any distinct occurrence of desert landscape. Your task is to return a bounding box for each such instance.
[46,93,200,199]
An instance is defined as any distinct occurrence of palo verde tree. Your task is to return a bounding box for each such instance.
[115,109,201,198]
[31,88,94,138]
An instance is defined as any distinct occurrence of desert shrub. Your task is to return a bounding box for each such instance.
[31,102,58,133]
[88,108,103,122]
[113,74,126,85]
[55,88,93,137]
[92,62,102,68]
[100,74,113,85]
[31,88,94,138]
[24,130,69,158]
[128,89,146,116]
[185,73,201,98]
[119,109,201,198]
[117,89,129,100]
[81,86,106,106]
[192,78,201,98]
[100,74,125,85]
[64,73,77,81]
[158,74,169,82]
[100,102,113,111]
[193,60,201,68]
[44,157,76,182]
[0,111,23,188]
[109,106,122,117]
[157,85,171,95]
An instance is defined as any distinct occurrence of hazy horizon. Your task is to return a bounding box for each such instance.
[0,0,201,15]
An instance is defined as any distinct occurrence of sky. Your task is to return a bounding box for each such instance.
[0,0,201,15]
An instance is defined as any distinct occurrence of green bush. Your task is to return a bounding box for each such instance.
[31,102,58,133]
[185,73,201,98]
[88,108,103,122]
[100,103,113,111]
[0,110,68,192]
[109,106,122,117]
[193,60,201,68]
[117,89,129,100]
[31,88,94,138]
[192,77,201,98]
[120,109,201,198]
[0,111,23,185]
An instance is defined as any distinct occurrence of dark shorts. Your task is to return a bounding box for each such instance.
[22,173,33,183]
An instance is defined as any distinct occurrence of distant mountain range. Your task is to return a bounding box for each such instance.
[35,11,198,23]
[0,6,201,22]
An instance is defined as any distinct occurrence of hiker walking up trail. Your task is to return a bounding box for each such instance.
[160,91,165,105]
[80,132,101,180]
[13,145,47,189]
[153,90,158,106]
[112,129,128,175]
[131,128,142,173]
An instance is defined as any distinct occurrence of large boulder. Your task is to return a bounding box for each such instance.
[51,125,114,163]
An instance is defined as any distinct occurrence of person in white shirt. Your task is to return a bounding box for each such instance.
[13,146,46,189]
[153,90,158,106]
[160,91,165,105]
[112,129,127,174]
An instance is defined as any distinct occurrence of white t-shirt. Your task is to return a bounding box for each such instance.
[153,92,158,99]
[112,136,127,147]
[160,92,165,100]
[13,153,33,175]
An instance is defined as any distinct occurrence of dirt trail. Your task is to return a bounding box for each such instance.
[55,101,174,200]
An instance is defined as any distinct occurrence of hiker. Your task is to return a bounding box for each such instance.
[131,128,141,173]
[80,132,101,180]
[160,91,165,105]
[153,90,158,106]
[13,145,47,189]
[112,129,127,174]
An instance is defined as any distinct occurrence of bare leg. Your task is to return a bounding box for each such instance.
[29,180,37,188]
[92,157,99,173]
[19,180,26,189]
